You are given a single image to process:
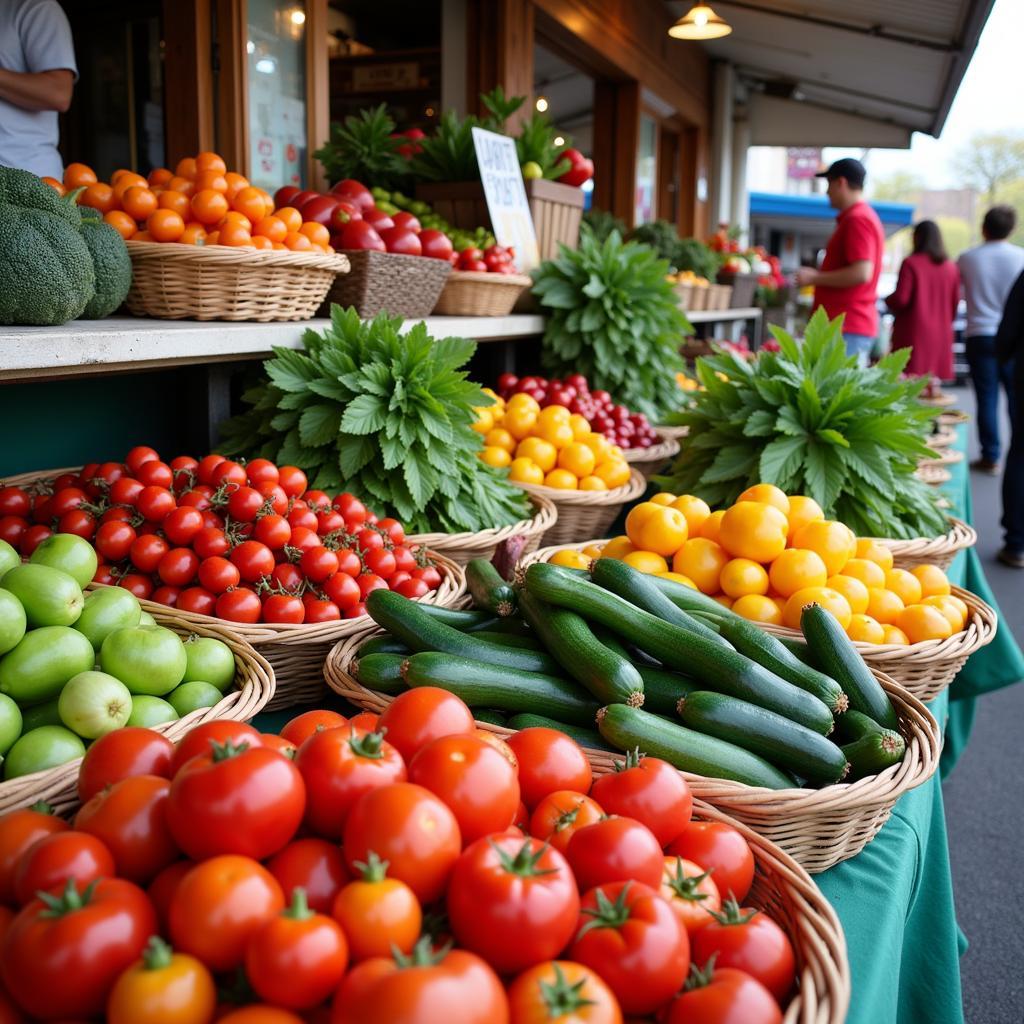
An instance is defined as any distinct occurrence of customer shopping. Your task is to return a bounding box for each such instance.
[996,269,1024,567]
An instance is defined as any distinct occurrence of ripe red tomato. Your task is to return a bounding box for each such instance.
[13,830,116,905]
[661,856,722,937]
[393,577,430,599]
[130,533,170,573]
[170,454,200,489]
[227,485,265,522]
[447,833,579,975]
[392,544,416,573]
[95,520,137,561]
[377,687,475,762]
[300,545,339,583]
[47,485,87,517]
[304,596,342,622]
[136,485,176,521]
[73,775,178,885]
[167,742,305,860]
[506,960,621,1024]
[288,525,321,553]
[690,902,796,1003]
[380,225,422,255]
[364,547,396,579]
[78,727,174,802]
[280,708,349,747]
[356,573,387,600]
[169,720,264,775]
[263,593,306,623]
[0,487,30,518]
[666,967,781,1024]
[211,460,247,488]
[1,877,156,1019]
[126,445,160,473]
[332,492,367,522]
[198,555,240,593]
[350,711,380,732]
[336,219,385,252]
[0,804,69,904]
[152,584,181,606]
[230,540,275,582]
[178,586,217,616]
[158,546,200,587]
[136,460,173,489]
[287,502,319,531]
[195,454,226,484]
[59,507,96,539]
[244,458,279,487]
[569,879,690,1016]
[343,783,460,903]
[256,481,289,515]
[666,821,755,903]
[162,505,204,545]
[20,524,52,556]
[278,465,308,497]
[529,791,604,855]
[418,228,454,262]
[297,726,406,840]
[254,512,291,549]
[260,732,298,758]
[169,855,284,972]
[0,516,27,548]
[411,564,442,590]
[565,816,664,893]
[217,587,262,622]
[267,838,349,914]
[192,525,229,558]
[409,734,519,845]
[272,561,305,592]
[505,728,592,809]
[109,475,145,506]
[147,859,193,934]
[118,572,155,600]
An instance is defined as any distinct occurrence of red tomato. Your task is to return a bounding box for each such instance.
[245,888,349,1009]
[253,512,291,549]
[220,1008,305,1024]
[280,708,349,747]
[364,547,396,579]
[409,734,519,845]
[260,732,298,758]
[690,902,796,1003]
[0,487,30,518]
[665,964,782,1024]
[170,721,263,775]
[393,577,429,599]
[230,540,275,582]
[177,586,217,616]
[418,229,455,262]
[529,791,604,855]
[130,533,170,573]
[216,587,262,622]
[158,547,200,587]
[336,219,385,252]
[343,783,460,904]
[263,593,305,623]
[167,742,305,860]
[349,711,380,732]
[297,727,406,840]
[227,485,265,522]
[95,520,137,561]
[147,859,193,934]
[356,573,387,601]
[0,804,69,904]
[198,555,241,593]
[59,507,96,539]
[661,856,722,937]
[377,687,475,762]
[666,821,755,903]
[168,855,284,972]
[411,564,442,590]
[256,481,289,515]
[0,516,27,549]
[47,485,87,517]
[278,465,308,497]
[170,454,200,489]
[332,492,367,522]
[136,460,173,489]
[152,585,180,607]
[447,834,579,975]
[505,728,592,809]
[77,727,174,802]
[565,816,664,893]
[126,445,160,473]
[193,526,230,559]
[1,878,156,1019]
[272,561,305,593]
[506,960,622,1024]
[162,505,205,545]
[119,572,154,600]
[569,880,689,1016]
[380,226,422,256]
[267,838,349,914]
[19,524,52,556]
[195,454,226,484]
[13,830,116,905]
[74,775,179,884]
[590,753,692,847]
[304,597,342,622]
[136,485,176,522]
[211,460,247,488]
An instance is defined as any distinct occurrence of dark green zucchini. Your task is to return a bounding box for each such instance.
[352,653,408,694]
[470,630,543,650]
[842,730,906,781]
[506,713,613,751]
[646,572,739,617]
[466,558,517,617]
[472,708,508,726]
[466,616,533,637]
[834,709,886,744]
[415,604,500,631]
[778,636,821,668]
[635,665,699,716]
[356,634,410,657]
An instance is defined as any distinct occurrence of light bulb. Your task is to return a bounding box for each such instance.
[290,9,306,25]
[535,96,549,113]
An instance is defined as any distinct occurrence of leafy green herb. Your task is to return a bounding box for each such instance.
[314,104,410,190]
[656,310,948,539]
[532,226,691,419]
[220,308,533,533]
[581,208,627,244]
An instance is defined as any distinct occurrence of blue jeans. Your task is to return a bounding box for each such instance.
[843,333,876,368]
[1002,377,1024,550]
[966,336,1016,462]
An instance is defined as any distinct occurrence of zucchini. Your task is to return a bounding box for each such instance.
[597,704,792,790]
[466,559,517,617]
[400,652,600,725]
[356,634,410,657]
[635,665,698,716]
[677,691,848,783]
[801,604,899,730]
[778,636,821,668]
[366,590,560,674]
[518,589,644,707]
[352,653,408,694]
[842,730,906,781]
[467,616,532,637]
[472,708,508,726]
[646,572,738,617]
[507,713,613,751]
[525,563,833,734]
[834,709,886,744]
[471,630,543,650]
[416,604,499,631]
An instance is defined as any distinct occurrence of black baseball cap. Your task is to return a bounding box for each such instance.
[816,157,866,188]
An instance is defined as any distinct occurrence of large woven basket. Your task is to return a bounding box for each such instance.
[511,468,646,547]
[915,463,952,487]
[937,410,970,426]
[919,391,957,408]
[655,423,689,443]
[919,448,964,469]
[407,493,557,567]
[875,517,977,570]
[925,427,957,449]
[622,433,682,481]
[432,271,532,316]
[323,249,451,318]
[0,613,274,816]
[124,240,349,321]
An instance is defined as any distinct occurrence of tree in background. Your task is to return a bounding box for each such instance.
[872,171,926,204]
[951,132,1024,203]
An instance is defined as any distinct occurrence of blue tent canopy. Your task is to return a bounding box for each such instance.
[749,191,915,229]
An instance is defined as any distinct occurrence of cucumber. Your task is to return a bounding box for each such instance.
[518,589,644,707]
[597,704,793,790]
[356,634,410,657]
[416,605,499,631]
[677,691,848,783]
[834,709,886,744]
[635,665,698,716]
[842,730,906,781]
[467,616,532,637]
[472,708,508,726]
[778,636,821,668]
[400,651,600,725]
[366,590,560,674]
[525,563,833,734]
[466,559,517,617]
[800,604,899,730]
[646,572,738,617]
[471,630,543,650]
[507,713,614,751]
[352,653,408,694]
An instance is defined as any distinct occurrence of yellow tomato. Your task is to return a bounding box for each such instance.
[107,938,217,1024]
[736,483,790,517]
[479,446,511,468]
[568,414,592,440]
[783,586,852,630]
[594,459,631,489]
[544,468,579,489]
[714,595,734,609]
[581,544,606,559]
[472,408,494,434]
[911,563,951,597]
[855,538,895,571]
[922,595,966,632]
[623,549,669,574]
[698,509,726,544]
[791,519,856,576]
[732,593,784,626]
[508,457,544,485]
[825,574,870,615]
[600,536,635,560]
[649,492,678,506]
[841,558,887,590]
[626,502,689,557]
[897,604,953,644]
[671,495,712,535]
[785,495,824,541]
[846,614,886,644]
[885,568,923,606]
[865,588,905,626]
[718,501,787,563]
[535,419,575,450]
[581,433,611,462]
[537,404,571,427]
[656,571,698,589]
[503,406,538,440]
[719,558,770,598]
[579,475,609,491]
[516,437,557,473]
[881,624,910,645]
[558,442,597,478]
[550,549,592,570]
[506,392,540,414]
[768,548,828,598]
[672,538,730,594]
[484,427,516,452]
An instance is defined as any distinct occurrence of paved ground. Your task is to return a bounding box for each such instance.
[941,386,1024,1024]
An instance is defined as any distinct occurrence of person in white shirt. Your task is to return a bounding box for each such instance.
[958,206,1024,474]
[0,0,77,180]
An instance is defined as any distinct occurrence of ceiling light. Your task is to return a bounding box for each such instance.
[668,4,732,40]
[535,95,549,113]
[290,9,306,25]
[553,136,565,146]
[255,57,276,74]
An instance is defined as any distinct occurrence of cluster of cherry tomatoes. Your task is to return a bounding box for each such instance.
[0,446,442,625]
[0,689,795,1023]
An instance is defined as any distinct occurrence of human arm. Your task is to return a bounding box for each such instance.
[796,261,873,288]
[996,270,1024,365]
[0,68,73,112]
[884,260,915,314]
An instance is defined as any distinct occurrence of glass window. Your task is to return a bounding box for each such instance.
[635,113,658,225]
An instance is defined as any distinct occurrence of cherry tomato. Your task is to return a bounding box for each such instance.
[162,506,204,546]
[394,577,430,599]
[78,727,174,802]
[0,516,27,548]
[137,486,176,522]
[411,565,442,590]
[505,728,592,809]
[335,546,362,577]
[529,791,604,855]
[147,860,193,934]
[193,526,230,559]
[391,545,417,574]
[59,507,96,539]
[170,454,200,490]
[344,601,367,620]
[195,454,226,485]
[260,732,298,758]
[507,960,622,1024]
[303,596,341,622]
[126,446,161,474]
[287,503,319,532]
[20,524,52,556]
[110,476,145,506]
[228,485,265,522]
[666,821,755,903]
[356,527,383,552]
[0,803,69,904]
[48,485,88,517]
[119,572,155,600]
[178,586,217,616]
[661,856,722,937]
[377,687,475,762]
[231,540,275,582]
[280,709,349,747]
[332,492,366,523]
[211,460,247,488]
[169,720,264,775]
[566,816,664,893]
[272,561,305,592]
[324,571,361,610]
[158,547,200,587]
[0,487,30,518]
[245,458,280,487]
[197,555,240,593]
[131,533,170,573]
[179,487,214,511]
[13,830,116,905]
[256,481,289,515]
[137,460,174,489]
[217,587,262,623]
[364,547,396,579]
[665,963,781,1023]
[254,513,291,549]
[95,520,137,561]
[262,593,306,623]
[268,838,348,914]
[376,517,405,545]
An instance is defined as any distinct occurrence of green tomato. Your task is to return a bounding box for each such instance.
[167,680,223,717]
[0,626,96,703]
[100,626,187,696]
[0,540,18,580]
[75,587,142,650]
[521,161,543,179]
[29,533,98,589]
[4,725,85,780]
[58,670,133,739]
[21,699,62,732]
[0,589,27,656]
[0,693,22,755]
[182,636,235,691]
[126,695,178,728]
[1,563,83,628]
[139,611,157,627]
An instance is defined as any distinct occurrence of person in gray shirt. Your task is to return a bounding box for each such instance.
[0,0,77,180]
[958,206,1024,474]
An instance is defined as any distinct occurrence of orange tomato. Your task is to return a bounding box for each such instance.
[63,162,97,188]
[224,172,250,199]
[79,182,116,214]
[719,558,769,598]
[600,536,635,560]
[543,468,578,490]
[731,593,784,626]
[593,458,630,489]
[166,175,195,197]
[507,961,622,1024]
[672,538,730,594]
[625,502,688,557]
[768,548,828,598]
[508,457,544,485]
[146,209,186,243]
[191,189,229,225]
[622,550,669,574]
[855,538,895,571]
[132,230,153,241]
[885,568,923,606]
[910,563,951,598]
[274,206,303,232]
[718,501,787,563]
[158,190,191,217]
[897,604,953,644]
[881,624,910,645]
[147,167,173,188]
[251,234,273,250]
[785,495,824,541]
[106,937,216,1024]
[516,437,557,473]
[284,231,313,251]
[174,157,198,180]
[112,173,148,201]
[218,221,254,247]
[661,855,722,936]
[782,586,853,629]
[253,215,288,243]
[298,221,329,247]
[234,186,271,222]
[736,483,790,517]
[195,151,227,175]
[698,509,726,544]
[791,519,856,576]
[179,223,208,245]
[331,857,421,962]
[922,595,967,632]
[826,574,870,615]
[671,494,711,535]
[864,588,905,626]
[40,176,65,194]
[204,231,220,245]
[103,210,137,239]
[535,419,574,449]
[121,185,158,221]
[846,614,885,644]
[221,210,253,230]
[193,170,228,194]
[841,558,887,590]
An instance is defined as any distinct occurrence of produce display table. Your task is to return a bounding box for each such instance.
[686,306,764,349]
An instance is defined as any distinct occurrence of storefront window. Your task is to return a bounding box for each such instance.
[635,113,657,225]
[247,0,308,190]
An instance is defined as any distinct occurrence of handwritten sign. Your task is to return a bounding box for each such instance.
[472,127,540,273]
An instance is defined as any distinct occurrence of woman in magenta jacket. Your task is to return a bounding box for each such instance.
[885,220,960,392]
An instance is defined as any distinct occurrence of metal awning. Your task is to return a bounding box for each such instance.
[667,0,994,146]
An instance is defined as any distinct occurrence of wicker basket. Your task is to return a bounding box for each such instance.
[919,391,957,408]
[622,434,682,481]
[919,448,964,469]
[655,423,689,443]
[937,410,970,426]
[432,271,532,317]
[407,493,557,568]
[926,427,957,449]
[875,517,977,570]
[323,250,451,318]
[688,285,711,311]
[511,469,646,547]
[0,613,274,816]
[124,240,349,321]
[915,463,952,487]
[708,283,734,310]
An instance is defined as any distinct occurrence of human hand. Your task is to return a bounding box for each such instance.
[795,266,818,287]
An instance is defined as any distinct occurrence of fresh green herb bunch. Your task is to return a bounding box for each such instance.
[581,208,627,244]
[656,310,948,539]
[628,220,681,265]
[313,104,410,190]
[673,238,721,281]
[532,227,691,419]
[220,308,533,533]
[515,113,571,179]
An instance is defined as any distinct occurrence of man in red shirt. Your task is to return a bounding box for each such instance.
[796,158,885,366]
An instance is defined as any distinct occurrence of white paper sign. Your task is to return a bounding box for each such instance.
[471,127,541,273]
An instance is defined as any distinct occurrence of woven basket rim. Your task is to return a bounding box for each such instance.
[443,269,533,287]
[653,423,689,441]
[874,516,977,555]
[126,239,350,273]
[406,492,557,548]
[918,391,958,408]
[623,433,681,465]
[937,410,970,425]
[513,466,647,507]
[919,448,964,468]
[916,464,952,485]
